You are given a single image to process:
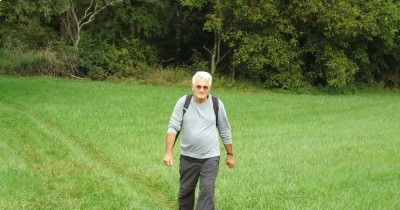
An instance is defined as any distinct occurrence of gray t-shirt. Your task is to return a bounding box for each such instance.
[167,95,232,159]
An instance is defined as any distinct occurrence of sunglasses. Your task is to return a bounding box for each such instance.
[195,85,209,91]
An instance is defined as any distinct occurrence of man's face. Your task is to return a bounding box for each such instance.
[192,78,211,102]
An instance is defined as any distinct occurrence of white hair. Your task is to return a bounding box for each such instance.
[192,71,212,85]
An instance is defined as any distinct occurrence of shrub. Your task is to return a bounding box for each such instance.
[0,40,78,77]
[322,48,359,89]
[78,37,160,80]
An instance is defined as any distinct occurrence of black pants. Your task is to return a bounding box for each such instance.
[179,155,220,210]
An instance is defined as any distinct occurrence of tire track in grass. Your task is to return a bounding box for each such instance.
[0,100,174,209]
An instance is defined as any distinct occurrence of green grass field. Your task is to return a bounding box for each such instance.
[1,75,399,209]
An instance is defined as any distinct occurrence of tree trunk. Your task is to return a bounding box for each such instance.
[231,64,235,80]
[206,32,230,75]
[175,1,182,56]
[210,33,217,75]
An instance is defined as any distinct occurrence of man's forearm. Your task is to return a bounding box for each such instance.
[224,144,233,155]
[165,133,176,153]
[224,143,235,168]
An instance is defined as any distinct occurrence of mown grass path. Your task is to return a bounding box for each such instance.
[0,80,176,209]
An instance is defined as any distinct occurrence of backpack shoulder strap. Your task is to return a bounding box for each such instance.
[211,96,219,126]
[183,94,193,115]
[174,94,192,145]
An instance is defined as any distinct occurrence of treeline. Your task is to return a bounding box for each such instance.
[0,0,399,89]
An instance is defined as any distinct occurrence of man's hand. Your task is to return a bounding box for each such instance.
[226,154,235,168]
[224,144,235,168]
[163,152,173,167]
[163,133,176,167]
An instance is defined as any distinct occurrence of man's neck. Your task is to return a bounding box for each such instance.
[194,95,209,103]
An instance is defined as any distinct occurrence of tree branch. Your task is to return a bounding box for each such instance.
[203,45,213,55]
[216,49,231,66]
[64,0,121,47]
[80,0,120,28]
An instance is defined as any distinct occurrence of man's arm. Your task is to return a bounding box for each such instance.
[163,133,176,167]
[217,100,235,168]
[164,96,185,167]
[224,143,235,168]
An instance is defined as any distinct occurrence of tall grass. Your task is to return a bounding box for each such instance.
[0,76,399,209]
[0,47,78,77]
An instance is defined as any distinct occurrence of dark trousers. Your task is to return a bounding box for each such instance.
[179,155,220,210]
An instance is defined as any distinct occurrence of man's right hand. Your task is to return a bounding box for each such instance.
[163,153,173,167]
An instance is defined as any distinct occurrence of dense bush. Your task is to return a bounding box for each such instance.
[78,36,159,80]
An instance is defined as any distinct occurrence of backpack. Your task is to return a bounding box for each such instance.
[174,94,219,144]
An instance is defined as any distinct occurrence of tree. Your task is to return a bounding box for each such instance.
[202,1,231,75]
[223,0,400,89]
[181,0,231,75]
[290,0,400,88]
[224,0,303,89]
[63,0,121,48]
[0,0,61,48]
[1,0,399,89]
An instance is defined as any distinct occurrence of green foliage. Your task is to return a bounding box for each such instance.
[230,0,278,25]
[322,48,359,89]
[79,40,118,80]
[0,0,62,48]
[180,0,204,8]
[292,0,399,88]
[231,32,303,89]
[203,13,223,32]
[79,35,159,80]
[88,0,172,41]
[190,49,209,70]
[0,0,399,90]
[266,67,304,90]
[223,0,400,89]
[0,43,78,76]
[224,0,303,88]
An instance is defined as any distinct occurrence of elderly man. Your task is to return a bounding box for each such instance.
[163,71,235,210]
